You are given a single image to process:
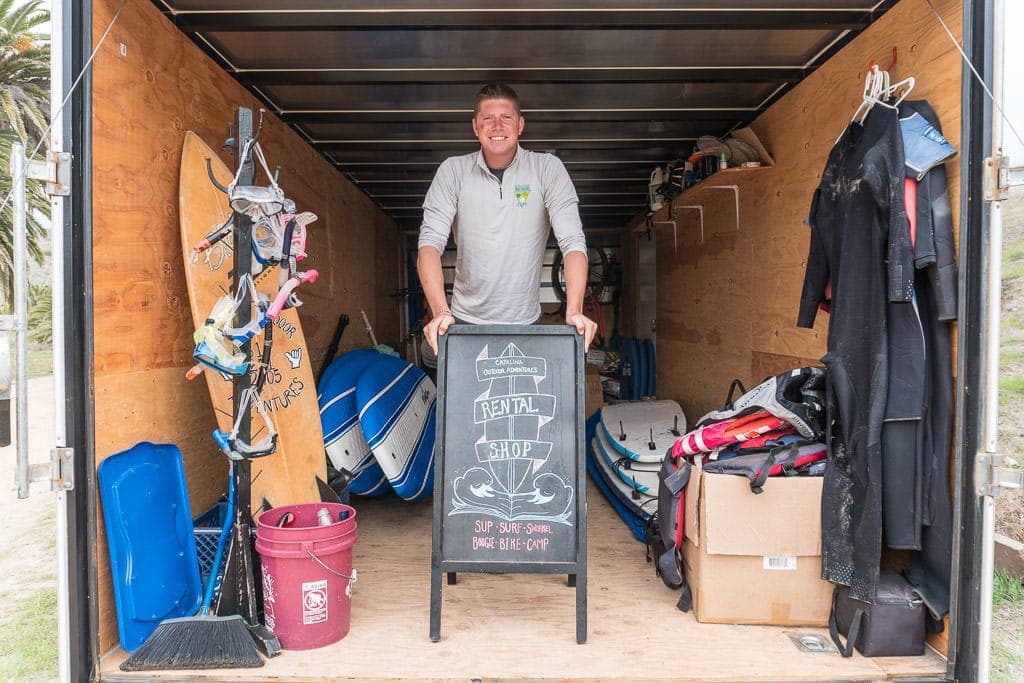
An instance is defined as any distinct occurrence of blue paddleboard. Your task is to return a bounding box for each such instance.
[318,349,391,496]
[633,337,647,398]
[584,412,650,542]
[590,419,657,514]
[643,338,656,397]
[356,354,436,502]
[620,337,634,401]
[596,420,662,494]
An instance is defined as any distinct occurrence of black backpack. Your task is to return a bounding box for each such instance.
[646,452,693,612]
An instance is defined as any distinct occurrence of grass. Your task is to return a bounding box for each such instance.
[7,348,53,381]
[994,570,1024,608]
[19,506,55,554]
[0,507,58,683]
[994,189,1024,683]
[26,348,51,379]
[1002,240,1024,280]
[991,571,1024,683]
[1000,375,1024,403]
[999,187,1024,543]
[0,583,59,682]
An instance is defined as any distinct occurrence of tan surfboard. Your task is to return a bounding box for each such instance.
[179,131,324,506]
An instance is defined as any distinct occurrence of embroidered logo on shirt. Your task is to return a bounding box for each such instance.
[514,184,531,208]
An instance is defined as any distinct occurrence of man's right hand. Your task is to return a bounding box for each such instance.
[424,311,455,354]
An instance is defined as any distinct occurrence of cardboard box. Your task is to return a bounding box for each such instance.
[682,467,832,626]
[585,364,604,416]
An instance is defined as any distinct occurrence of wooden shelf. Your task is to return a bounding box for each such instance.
[632,166,772,234]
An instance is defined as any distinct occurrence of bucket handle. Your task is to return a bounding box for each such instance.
[305,548,358,584]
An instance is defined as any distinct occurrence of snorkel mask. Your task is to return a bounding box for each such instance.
[213,386,278,460]
[190,274,271,376]
[227,138,287,216]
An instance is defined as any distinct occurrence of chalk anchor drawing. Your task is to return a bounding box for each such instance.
[450,342,574,524]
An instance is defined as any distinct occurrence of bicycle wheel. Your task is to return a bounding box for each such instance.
[551,246,610,303]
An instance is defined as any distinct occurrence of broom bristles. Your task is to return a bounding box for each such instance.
[120,614,264,671]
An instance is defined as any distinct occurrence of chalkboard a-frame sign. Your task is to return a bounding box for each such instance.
[430,325,587,644]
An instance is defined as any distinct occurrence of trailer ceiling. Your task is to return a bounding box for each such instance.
[155,1,898,231]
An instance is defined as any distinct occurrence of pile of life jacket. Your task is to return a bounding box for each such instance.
[647,366,829,608]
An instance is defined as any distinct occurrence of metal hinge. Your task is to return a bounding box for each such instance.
[29,447,74,492]
[976,451,1024,497]
[984,154,1024,201]
[23,150,72,197]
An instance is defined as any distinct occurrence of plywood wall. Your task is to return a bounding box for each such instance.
[91,0,401,653]
[653,0,962,418]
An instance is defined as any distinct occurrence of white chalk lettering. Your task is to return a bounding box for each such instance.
[487,441,533,459]
[526,538,550,552]
[479,396,539,419]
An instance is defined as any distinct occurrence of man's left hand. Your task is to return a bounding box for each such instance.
[565,311,598,351]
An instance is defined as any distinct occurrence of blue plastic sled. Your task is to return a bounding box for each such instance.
[97,442,203,652]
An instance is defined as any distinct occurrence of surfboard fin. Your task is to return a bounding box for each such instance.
[317,475,343,504]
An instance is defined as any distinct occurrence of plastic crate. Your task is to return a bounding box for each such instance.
[192,502,229,589]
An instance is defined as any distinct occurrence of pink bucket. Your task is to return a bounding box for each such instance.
[254,503,358,650]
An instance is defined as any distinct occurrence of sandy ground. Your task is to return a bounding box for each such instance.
[0,376,60,600]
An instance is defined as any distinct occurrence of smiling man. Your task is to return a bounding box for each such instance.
[417,83,597,353]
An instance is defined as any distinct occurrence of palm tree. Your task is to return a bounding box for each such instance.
[0,0,49,305]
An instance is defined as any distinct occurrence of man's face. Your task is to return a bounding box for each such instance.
[472,98,525,165]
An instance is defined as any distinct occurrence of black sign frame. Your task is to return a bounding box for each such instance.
[429,325,587,644]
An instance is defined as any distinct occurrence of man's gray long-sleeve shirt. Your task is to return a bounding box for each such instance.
[418,146,587,325]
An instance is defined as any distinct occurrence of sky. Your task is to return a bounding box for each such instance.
[1002,1,1024,161]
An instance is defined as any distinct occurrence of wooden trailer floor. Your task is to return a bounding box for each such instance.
[100,482,947,682]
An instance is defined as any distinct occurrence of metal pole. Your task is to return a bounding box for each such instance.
[10,143,29,499]
[49,0,72,676]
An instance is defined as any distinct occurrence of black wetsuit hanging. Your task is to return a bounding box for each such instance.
[899,99,956,624]
[798,104,914,602]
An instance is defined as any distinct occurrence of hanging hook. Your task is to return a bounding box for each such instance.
[253,109,267,143]
[885,46,898,73]
[205,158,230,193]
[221,122,237,156]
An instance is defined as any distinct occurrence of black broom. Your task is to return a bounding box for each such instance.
[120,462,263,670]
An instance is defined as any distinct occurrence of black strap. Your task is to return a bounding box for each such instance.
[723,378,747,409]
[253,317,273,393]
[613,457,643,500]
[280,216,296,263]
[829,587,864,658]
[748,443,795,494]
[778,443,803,476]
[664,459,691,495]
[676,582,692,613]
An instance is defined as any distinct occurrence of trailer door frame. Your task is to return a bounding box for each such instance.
[950,0,999,680]
[55,0,98,680]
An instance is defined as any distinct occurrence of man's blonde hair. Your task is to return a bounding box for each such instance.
[474,83,521,115]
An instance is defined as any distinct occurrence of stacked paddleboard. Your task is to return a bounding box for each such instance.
[318,349,436,502]
[618,337,656,400]
[588,400,687,540]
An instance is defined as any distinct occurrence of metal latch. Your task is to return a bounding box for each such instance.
[976,451,1024,497]
[30,447,74,492]
[23,150,71,197]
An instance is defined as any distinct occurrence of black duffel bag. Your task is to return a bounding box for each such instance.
[829,570,927,657]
